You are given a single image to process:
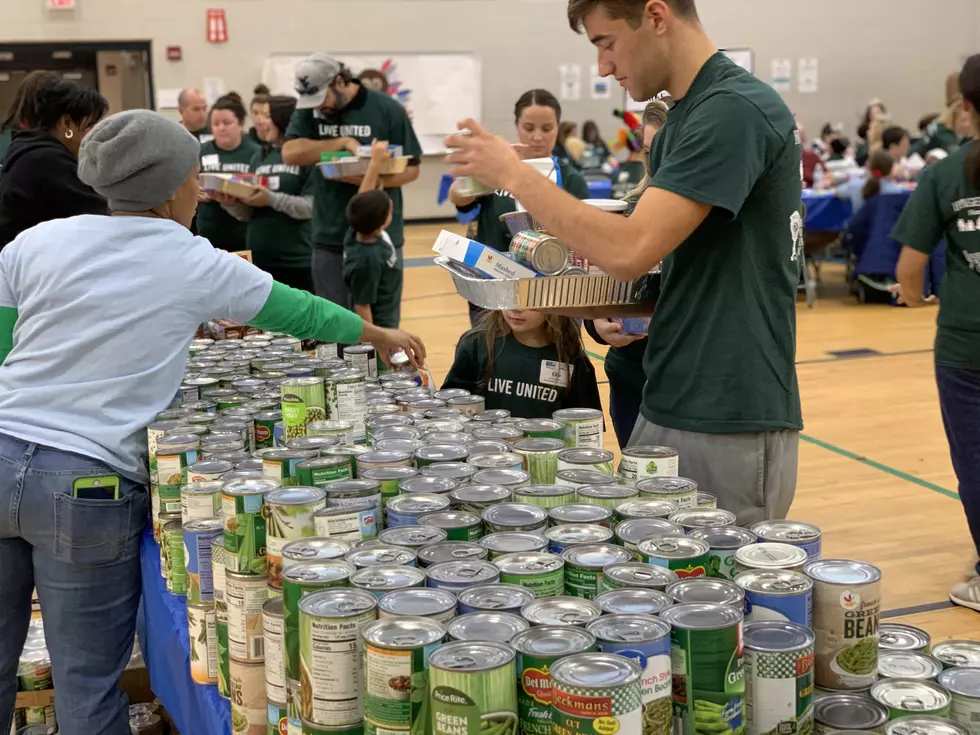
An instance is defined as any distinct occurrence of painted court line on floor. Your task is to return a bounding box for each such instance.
[882,600,955,618]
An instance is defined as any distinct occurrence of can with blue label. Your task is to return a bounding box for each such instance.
[735,569,813,628]
[268,700,287,735]
[587,614,673,735]
[384,493,450,527]
[750,521,822,561]
[183,518,224,605]
[456,583,536,615]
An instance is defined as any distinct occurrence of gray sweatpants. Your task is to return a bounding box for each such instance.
[628,417,800,525]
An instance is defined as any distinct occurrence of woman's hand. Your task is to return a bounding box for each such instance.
[361,323,427,368]
[243,188,271,208]
[594,318,646,347]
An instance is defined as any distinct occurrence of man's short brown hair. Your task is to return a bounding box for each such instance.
[567,0,698,32]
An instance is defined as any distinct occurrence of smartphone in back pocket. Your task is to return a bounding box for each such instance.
[72,476,121,500]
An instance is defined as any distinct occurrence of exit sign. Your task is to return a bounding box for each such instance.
[47,0,76,8]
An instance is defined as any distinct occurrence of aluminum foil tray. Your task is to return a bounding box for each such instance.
[318,156,411,180]
[199,174,257,198]
[436,256,644,310]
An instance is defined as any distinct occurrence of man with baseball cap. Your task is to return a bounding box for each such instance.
[283,53,422,316]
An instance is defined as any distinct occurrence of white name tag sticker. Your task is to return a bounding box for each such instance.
[540,360,573,388]
[201,154,220,168]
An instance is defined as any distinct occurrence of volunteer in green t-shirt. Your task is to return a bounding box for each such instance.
[0,71,60,174]
[178,88,212,144]
[218,95,316,291]
[283,53,423,312]
[449,88,591,326]
[891,55,980,591]
[197,94,260,252]
[447,0,804,524]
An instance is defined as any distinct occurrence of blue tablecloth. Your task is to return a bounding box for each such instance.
[802,190,854,232]
[587,179,613,199]
[136,528,230,735]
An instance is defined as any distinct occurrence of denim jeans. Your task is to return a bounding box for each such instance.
[609,384,641,450]
[0,433,148,735]
[935,365,980,560]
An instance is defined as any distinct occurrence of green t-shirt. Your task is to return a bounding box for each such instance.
[442,333,603,418]
[641,52,804,434]
[911,121,961,158]
[342,229,403,329]
[284,84,423,250]
[247,145,314,270]
[891,142,980,369]
[0,129,12,172]
[460,162,591,253]
[198,137,260,251]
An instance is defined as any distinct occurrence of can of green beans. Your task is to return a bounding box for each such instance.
[512,439,565,485]
[515,418,565,440]
[493,552,565,598]
[164,519,187,595]
[222,478,277,576]
[480,532,550,560]
[562,543,635,600]
[418,511,483,542]
[265,487,326,592]
[429,641,519,735]
[636,477,698,509]
[262,449,317,488]
[216,599,230,698]
[449,484,514,515]
[558,448,616,476]
[549,503,614,528]
[512,484,577,510]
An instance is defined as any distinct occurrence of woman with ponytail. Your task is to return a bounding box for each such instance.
[892,54,980,606]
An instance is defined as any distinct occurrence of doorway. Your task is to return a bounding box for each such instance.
[0,41,154,117]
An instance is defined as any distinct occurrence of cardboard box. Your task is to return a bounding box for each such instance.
[433,230,539,280]
[15,689,54,708]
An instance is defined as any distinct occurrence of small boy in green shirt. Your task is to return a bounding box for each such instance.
[343,141,403,328]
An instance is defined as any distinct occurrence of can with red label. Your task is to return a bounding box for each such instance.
[509,230,570,276]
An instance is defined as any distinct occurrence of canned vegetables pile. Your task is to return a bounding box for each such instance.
[11,619,56,734]
[148,333,978,735]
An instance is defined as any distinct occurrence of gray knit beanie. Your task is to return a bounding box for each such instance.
[78,109,201,212]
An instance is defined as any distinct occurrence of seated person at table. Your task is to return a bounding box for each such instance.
[834,150,903,213]
[882,125,924,180]
[442,310,602,419]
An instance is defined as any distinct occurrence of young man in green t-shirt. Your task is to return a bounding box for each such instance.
[892,55,980,598]
[282,53,422,320]
[445,0,804,525]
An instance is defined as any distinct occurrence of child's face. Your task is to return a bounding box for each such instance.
[503,310,546,334]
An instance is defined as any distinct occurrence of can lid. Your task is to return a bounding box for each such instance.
[456,583,536,611]
[517,485,577,498]
[358,450,413,464]
[297,588,378,618]
[480,532,548,554]
[514,419,565,433]
[472,468,531,486]
[521,596,602,626]
[286,436,340,451]
[552,408,603,421]
[814,695,889,729]
[515,439,567,453]
[483,503,548,527]
[938,665,980,696]
[512,625,596,656]
[804,559,882,584]
[621,445,678,459]
[556,448,615,464]
[398,476,459,495]
[557,469,619,487]
[362,616,447,648]
[182,518,224,533]
[595,588,673,616]
[659,602,743,630]
[426,560,500,584]
[616,519,686,544]
[689,526,759,549]
[447,612,529,642]
[879,651,944,680]
[743,621,814,651]
[603,563,678,589]
[885,717,971,735]
[282,560,355,584]
[562,543,634,569]
[379,526,448,548]
[420,462,478,480]
[551,652,641,688]
[260,449,318,462]
[221,477,278,496]
[549,504,614,524]
[493,552,563,575]
[466,442,512,456]
[429,640,515,671]
[281,537,351,561]
[635,477,698,495]
[417,542,488,565]
[377,588,457,617]
[587,613,670,643]
[668,509,738,529]
[667,579,745,607]
[546,524,613,546]
[262,596,284,617]
[734,570,813,595]
[350,564,427,589]
[359,466,419,481]
[750,520,821,543]
[414,444,470,462]
[879,624,932,652]
[386,494,451,514]
[418,511,482,529]
[614,499,677,519]
[346,546,417,567]
[870,678,951,711]
[735,542,808,569]
[264,486,326,506]
[637,534,710,559]
[469,452,523,469]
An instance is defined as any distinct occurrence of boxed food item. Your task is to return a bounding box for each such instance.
[207,319,263,341]
[619,317,651,335]
[433,230,539,280]
[198,173,260,199]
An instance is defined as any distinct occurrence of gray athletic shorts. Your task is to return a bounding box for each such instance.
[628,417,800,525]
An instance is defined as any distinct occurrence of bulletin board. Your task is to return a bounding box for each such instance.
[262,53,482,152]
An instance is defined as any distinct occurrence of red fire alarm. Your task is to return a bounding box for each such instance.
[207,9,228,44]
[166,46,182,62]
[47,0,76,9]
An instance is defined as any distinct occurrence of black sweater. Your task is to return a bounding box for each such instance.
[0,129,107,249]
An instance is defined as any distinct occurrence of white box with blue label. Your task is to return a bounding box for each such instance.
[433,230,540,280]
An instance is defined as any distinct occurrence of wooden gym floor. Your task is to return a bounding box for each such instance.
[401,222,980,639]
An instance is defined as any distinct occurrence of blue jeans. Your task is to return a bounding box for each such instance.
[609,384,641,450]
[936,365,980,560]
[0,433,148,735]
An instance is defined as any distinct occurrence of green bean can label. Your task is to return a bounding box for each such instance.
[223,493,268,576]
[217,604,231,698]
[565,566,603,600]
[431,686,518,735]
[500,569,564,598]
[744,646,813,735]
[551,680,643,735]
[707,550,738,581]
[669,624,745,735]
[364,641,440,733]
[517,653,556,735]
[165,522,187,595]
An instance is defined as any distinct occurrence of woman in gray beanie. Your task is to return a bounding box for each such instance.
[0,109,425,735]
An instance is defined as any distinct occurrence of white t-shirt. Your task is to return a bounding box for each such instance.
[0,215,273,480]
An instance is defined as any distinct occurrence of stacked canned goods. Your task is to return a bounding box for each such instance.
[149,335,978,735]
